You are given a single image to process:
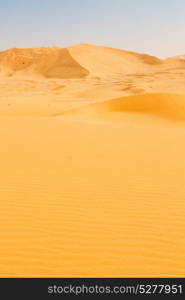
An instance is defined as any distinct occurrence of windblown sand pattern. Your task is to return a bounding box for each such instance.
[0,44,185,277]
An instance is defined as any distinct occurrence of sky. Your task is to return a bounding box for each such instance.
[0,0,185,58]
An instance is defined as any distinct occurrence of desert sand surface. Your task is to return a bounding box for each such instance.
[0,44,185,277]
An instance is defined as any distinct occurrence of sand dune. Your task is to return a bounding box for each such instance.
[1,44,185,116]
[0,44,185,277]
[171,54,185,60]
[83,94,185,121]
[52,93,185,123]
[1,44,185,80]
[68,44,164,78]
[0,47,89,78]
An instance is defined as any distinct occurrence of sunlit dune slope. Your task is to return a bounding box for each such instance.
[0,47,89,78]
[68,44,164,77]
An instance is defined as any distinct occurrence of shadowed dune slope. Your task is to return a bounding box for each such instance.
[86,94,185,121]
[0,47,89,78]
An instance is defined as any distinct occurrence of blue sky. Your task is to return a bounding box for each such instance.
[0,0,185,57]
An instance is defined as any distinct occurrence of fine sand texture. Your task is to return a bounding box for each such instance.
[0,44,185,277]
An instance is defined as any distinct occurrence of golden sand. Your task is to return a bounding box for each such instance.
[0,45,185,277]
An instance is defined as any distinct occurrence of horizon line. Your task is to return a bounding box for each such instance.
[0,43,184,60]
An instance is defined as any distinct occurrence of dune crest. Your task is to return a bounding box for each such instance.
[0,44,185,82]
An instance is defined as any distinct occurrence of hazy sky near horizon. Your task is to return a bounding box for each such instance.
[0,0,185,57]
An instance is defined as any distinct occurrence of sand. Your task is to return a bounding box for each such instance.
[0,44,185,277]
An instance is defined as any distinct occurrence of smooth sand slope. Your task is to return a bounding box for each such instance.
[0,44,185,277]
[82,94,185,121]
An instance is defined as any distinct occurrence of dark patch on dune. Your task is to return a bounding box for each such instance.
[43,49,89,79]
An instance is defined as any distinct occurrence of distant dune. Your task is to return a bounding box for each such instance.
[0,47,89,78]
[171,54,185,60]
[68,44,164,77]
[0,44,185,277]
[0,44,185,117]
[0,44,185,81]
[1,44,185,79]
